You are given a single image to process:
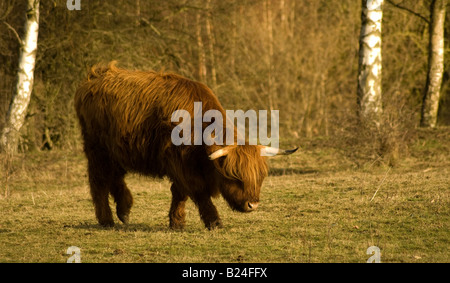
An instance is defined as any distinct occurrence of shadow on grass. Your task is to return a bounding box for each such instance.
[65,222,171,233]
[269,167,318,176]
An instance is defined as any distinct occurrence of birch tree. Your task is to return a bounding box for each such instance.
[1,0,40,154]
[357,0,384,123]
[420,0,447,128]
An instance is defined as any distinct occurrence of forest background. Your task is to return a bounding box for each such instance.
[0,0,449,162]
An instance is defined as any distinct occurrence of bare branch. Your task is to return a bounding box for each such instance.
[386,0,430,24]
[2,21,23,46]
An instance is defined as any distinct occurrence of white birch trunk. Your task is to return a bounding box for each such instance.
[357,0,383,123]
[1,0,40,154]
[421,0,446,128]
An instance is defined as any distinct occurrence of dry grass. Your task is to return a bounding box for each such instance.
[0,129,449,262]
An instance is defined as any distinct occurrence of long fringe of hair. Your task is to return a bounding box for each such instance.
[213,145,268,192]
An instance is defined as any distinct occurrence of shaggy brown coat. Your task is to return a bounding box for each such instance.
[74,62,268,229]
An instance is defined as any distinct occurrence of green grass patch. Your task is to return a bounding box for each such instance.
[0,133,449,262]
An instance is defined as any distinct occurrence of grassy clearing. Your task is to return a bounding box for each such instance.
[0,130,449,263]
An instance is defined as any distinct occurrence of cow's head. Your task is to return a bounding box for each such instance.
[209,145,298,212]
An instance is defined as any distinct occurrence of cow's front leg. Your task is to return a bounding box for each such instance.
[169,184,188,230]
[192,193,222,230]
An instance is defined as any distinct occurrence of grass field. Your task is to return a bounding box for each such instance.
[0,129,449,263]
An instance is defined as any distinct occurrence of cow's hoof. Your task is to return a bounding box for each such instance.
[99,219,115,228]
[118,213,129,225]
[169,221,185,231]
[206,219,223,230]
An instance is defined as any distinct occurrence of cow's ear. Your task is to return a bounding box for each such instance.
[209,146,233,160]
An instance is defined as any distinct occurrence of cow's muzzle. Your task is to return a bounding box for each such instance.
[244,201,259,212]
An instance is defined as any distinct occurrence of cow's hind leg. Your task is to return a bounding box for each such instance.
[169,183,188,230]
[86,152,115,227]
[109,168,133,225]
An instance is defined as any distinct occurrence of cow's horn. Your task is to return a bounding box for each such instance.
[261,146,299,157]
[209,147,232,160]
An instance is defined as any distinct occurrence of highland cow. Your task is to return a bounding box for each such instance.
[74,62,297,229]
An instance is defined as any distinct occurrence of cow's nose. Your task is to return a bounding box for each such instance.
[246,201,259,211]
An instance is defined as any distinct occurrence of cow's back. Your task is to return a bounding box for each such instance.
[75,62,224,177]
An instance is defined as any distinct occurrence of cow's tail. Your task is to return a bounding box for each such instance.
[87,61,118,81]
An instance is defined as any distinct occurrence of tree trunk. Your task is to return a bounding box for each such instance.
[1,0,40,154]
[205,0,217,88]
[196,12,207,83]
[357,0,384,124]
[265,0,275,110]
[420,0,446,128]
[230,3,237,73]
